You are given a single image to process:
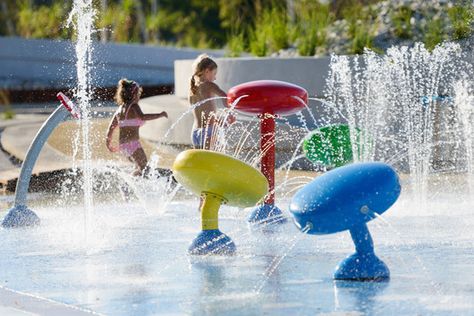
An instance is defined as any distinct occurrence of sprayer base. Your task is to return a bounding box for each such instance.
[334,252,390,281]
[188,229,236,256]
[2,205,40,228]
[247,204,287,225]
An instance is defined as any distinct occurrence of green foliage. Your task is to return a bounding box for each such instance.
[248,5,289,56]
[226,31,245,57]
[96,0,225,47]
[351,26,374,55]
[343,3,378,54]
[266,6,289,52]
[391,6,414,39]
[2,107,15,120]
[424,18,446,50]
[293,0,332,56]
[0,0,17,36]
[145,12,160,43]
[0,90,14,120]
[448,5,474,40]
[3,0,472,57]
[152,1,224,48]
[16,0,71,39]
[97,0,140,43]
[330,0,383,19]
[219,0,267,32]
[249,17,267,57]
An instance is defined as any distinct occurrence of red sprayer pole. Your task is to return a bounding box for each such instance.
[260,113,276,205]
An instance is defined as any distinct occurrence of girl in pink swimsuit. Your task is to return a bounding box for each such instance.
[106,79,168,176]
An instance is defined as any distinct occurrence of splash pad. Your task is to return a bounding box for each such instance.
[1,12,474,312]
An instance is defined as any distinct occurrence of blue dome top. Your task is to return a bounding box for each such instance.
[289,162,401,234]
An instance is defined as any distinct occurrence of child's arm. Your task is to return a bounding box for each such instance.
[208,82,227,98]
[106,114,119,152]
[205,82,237,124]
[134,104,168,121]
[203,82,233,110]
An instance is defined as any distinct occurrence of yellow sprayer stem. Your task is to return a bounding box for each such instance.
[201,192,226,230]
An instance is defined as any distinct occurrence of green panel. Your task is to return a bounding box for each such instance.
[303,124,360,168]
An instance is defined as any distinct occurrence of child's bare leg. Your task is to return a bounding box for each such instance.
[131,147,148,176]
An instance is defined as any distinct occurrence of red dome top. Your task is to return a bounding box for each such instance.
[227,80,308,116]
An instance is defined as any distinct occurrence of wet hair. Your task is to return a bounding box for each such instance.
[190,54,218,96]
[114,78,142,106]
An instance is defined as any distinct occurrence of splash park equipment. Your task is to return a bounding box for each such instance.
[290,162,401,280]
[2,93,81,228]
[228,80,307,224]
[172,149,268,255]
[57,92,81,119]
[303,124,358,169]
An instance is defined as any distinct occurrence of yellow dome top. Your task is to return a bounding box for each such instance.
[172,149,268,208]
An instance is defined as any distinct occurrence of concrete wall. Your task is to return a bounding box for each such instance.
[174,57,331,99]
[0,36,223,89]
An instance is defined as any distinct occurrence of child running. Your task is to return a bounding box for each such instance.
[189,54,235,149]
[106,79,168,176]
